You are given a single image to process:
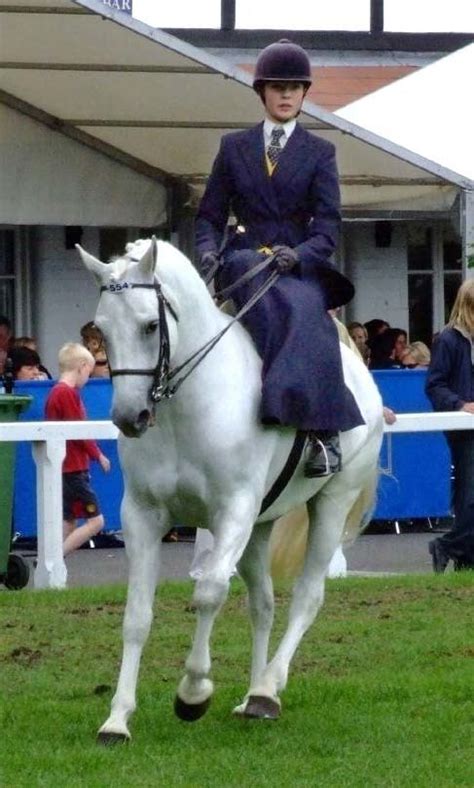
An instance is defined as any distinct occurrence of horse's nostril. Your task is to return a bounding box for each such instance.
[137,409,150,427]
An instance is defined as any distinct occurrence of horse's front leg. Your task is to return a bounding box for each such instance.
[98,494,167,744]
[175,499,256,721]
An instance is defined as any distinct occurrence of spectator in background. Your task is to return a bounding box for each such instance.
[80,321,110,379]
[90,348,110,379]
[347,321,370,365]
[0,315,13,375]
[80,321,103,355]
[12,336,38,351]
[347,321,368,351]
[393,329,408,363]
[400,341,431,369]
[45,342,111,556]
[12,336,52,379]
[368,328,407,370]
[425,280,474,572]
[364,318,390,343]
[9,346,46,380]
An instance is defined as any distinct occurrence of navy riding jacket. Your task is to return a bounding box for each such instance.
[195,122,354,309]
[426,327,474,411]
[193,122,363,432]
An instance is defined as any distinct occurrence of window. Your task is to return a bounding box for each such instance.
[443,230,462,324]
[407,223,463,345]
[99,228,129,262]
[384,0,474,32]
[0,230,15,320]
[408,227,433,346]
[236,0,370,30]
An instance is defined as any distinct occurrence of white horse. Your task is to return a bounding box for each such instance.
[77,237,383,743]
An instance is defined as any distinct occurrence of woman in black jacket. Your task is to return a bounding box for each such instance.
[426,280,474,572]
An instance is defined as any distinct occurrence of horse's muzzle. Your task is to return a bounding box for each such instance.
[113,409,151,438]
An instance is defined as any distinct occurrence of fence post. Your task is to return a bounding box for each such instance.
[32,439,67,589]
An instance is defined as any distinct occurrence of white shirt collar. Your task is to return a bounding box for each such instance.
[263,117,296,142]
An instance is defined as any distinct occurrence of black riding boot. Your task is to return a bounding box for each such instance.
[304,431,342,478]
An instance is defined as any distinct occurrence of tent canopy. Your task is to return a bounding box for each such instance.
[1,0,473,225]
[337,43,474,183]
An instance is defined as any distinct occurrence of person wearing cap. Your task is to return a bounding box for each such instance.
[195,39,363,477]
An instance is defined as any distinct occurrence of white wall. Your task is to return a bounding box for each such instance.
[31,222,410,375]
[32,227,103,377]
[343,222,409,333]
[0,104,166,227]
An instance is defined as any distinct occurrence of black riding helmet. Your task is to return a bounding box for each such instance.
[253,39,312,93]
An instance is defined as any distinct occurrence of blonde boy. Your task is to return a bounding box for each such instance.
[45,343,111,555]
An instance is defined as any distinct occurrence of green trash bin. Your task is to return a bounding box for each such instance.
[0,393,33,589]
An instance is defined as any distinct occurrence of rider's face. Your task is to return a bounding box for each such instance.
[262,82,306,123]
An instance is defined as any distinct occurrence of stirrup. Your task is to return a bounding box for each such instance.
[304,434,342,478]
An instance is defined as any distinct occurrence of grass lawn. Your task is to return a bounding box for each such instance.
[1,574,473,787]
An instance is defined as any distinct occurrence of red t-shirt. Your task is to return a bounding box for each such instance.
[45,382,101,472]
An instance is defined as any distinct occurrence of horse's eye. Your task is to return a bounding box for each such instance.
[145,320,159,335]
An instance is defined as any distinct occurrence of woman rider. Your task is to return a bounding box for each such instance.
[195,39,364,477]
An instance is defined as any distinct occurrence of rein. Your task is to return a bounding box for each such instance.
[100,254,279,407]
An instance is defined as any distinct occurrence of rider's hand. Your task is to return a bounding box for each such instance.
[199,251,220,280]
[272,245,299,274]
[383,406,397,425]
[461,402,474,414]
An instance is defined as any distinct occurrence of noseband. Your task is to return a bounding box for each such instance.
[99,281,178,404]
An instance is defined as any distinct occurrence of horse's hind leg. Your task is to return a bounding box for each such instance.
[175,506,255,721]
[233,521,275,715]
[244,484,362,717]
[98,496,165,744]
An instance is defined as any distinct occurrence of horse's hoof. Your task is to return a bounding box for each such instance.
[243,695,281,720]
[174,694,211,722]
[97,730,130,746]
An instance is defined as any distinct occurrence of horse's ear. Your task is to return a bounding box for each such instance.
[138,236,158,276]
[76,245,108,284]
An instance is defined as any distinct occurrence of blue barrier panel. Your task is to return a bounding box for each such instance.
[12,371,453,535]
[13,379,122,537]
[372,370,451,519]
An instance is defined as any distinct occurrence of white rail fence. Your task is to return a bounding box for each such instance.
[1,412,474,589]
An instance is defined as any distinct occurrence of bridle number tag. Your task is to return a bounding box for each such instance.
[104,282,130,293]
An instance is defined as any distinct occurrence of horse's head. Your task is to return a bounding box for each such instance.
[77,237,180,437]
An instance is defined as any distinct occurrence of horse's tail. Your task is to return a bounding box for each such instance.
[341,467,378,545]
[269,468,378,580]
[269,505,308,580]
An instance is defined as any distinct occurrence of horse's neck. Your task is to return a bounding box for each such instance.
[151,253,261,418]
[172,290,228,365]
[157,259,226,358]
[167,291,260,418]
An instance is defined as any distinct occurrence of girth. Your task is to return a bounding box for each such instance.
[259,430,307,516]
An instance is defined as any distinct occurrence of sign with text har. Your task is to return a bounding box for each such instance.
[100,0,133,14]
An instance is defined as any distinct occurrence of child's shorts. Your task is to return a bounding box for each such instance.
[63,471,101,521]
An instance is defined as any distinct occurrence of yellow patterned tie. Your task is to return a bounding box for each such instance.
[267,127,285,167]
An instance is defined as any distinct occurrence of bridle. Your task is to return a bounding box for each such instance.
[99,281,178,405]
[99,254,280,409]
